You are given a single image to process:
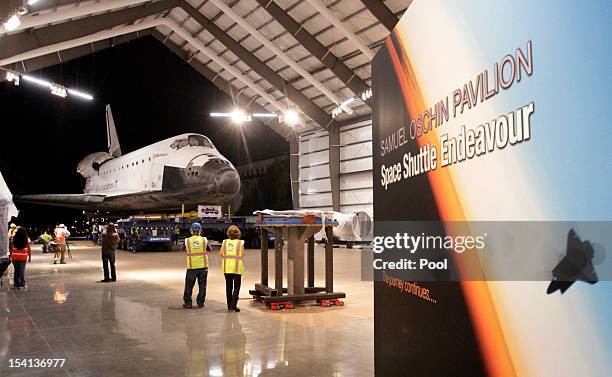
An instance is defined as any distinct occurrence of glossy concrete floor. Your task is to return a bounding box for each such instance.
[0,241,373,377]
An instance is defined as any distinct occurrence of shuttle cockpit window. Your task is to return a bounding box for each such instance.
[171,135,214,150]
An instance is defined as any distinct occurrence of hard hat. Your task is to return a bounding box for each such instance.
[9,223,16,228]
[190,222,202,232]
[59,224,66,228]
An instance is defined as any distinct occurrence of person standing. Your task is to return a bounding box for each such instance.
[173,226,180,246]
[53,224,70,264]
[100,223,120,283]
[182,223,211,309]
[10,227,31,289]
[220,225,245,312]
[91,224,99,244]
[39,231,52,253]
[8,223,18,250]
[117,226,126,250]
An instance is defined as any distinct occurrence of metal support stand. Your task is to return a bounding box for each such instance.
[250,224,346,308]
[260,228,268,286]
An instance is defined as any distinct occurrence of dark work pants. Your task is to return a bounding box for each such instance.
[184,268,208,306]
[102,253,116,281]
[13,261,26,287]
[224,273,242,310]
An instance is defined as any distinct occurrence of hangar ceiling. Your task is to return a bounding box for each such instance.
[0,0,409,137]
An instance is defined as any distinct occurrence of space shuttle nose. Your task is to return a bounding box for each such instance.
[215,169,240,194]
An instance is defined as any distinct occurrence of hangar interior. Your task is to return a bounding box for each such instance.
[0,1,411,376]
[1,0,411,219]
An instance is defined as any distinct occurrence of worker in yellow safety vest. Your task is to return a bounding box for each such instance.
[220,225,245,312]
[182,222,211,309]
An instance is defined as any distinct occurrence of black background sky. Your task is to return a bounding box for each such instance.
[0,35,288,228]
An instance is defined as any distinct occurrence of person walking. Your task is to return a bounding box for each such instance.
[100,223,120,283]
[182,223,211,309]
[10,227,31,289]
[220,225,245,312]
[53,224,70,264]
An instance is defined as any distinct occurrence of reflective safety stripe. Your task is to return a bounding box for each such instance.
[55,229,66,242]
[10,248,28,261]
[185,236,208,269]
[221,239,244,274]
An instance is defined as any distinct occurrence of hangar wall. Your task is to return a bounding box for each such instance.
[298,119,373,217]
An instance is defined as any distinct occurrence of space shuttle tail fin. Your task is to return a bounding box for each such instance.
[106,104,122,158]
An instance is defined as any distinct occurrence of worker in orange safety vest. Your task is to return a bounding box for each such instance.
[53,224,71,264]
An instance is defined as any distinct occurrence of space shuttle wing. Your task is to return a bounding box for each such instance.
[14,193,107,209]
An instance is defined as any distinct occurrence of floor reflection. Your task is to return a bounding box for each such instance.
[0,242,373,376]
[53,284,69,304]
[0,291,10,357]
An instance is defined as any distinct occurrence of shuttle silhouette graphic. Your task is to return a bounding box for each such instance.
[547,229,598,294]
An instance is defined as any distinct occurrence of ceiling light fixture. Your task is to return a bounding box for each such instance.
[360,88,372,101]
[332,97,357,119]
[67,88,94,101]
[230,109,250,125]
[20,74,94,100]
[22,74,51,88]
[50,83,67,98]
[282,110,299,126]
[6,70,19,85]
[3,14,21,32]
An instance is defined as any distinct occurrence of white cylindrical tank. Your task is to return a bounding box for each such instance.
[331,211,372,241]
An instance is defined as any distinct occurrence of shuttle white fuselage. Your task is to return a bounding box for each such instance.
[16,105,240,212]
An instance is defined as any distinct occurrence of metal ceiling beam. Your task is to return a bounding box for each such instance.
[1,30,151,78]
[2,0,337,129]
[159,18,295,116]
[208,0,343,108]
[27,0,89,14]
[179,0,337,130]
[0,12,299,125]
[0,20,162,66]
[220,3,394,103]
[256,0,370,107]
[1,0,151,36]
[359,0,398,32]
[9,16,295,118]
[0,0,178,61]
[304,0,375,60]
[151,30,294,139]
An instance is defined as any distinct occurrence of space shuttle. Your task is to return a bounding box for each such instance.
[15,105,240,212]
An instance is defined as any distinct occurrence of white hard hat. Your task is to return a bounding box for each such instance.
[59,224,66,228]
[10,223,16,228]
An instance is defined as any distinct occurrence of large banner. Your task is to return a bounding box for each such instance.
[372,1,612,376]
